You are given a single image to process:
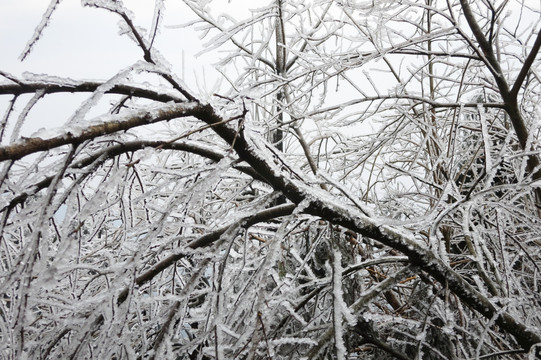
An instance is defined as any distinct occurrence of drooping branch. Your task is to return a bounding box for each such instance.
[121,201,296,302]
[1,139,263,212]
[0,102,204,162]
[39,202,296,358]
[0,80,184,103]
[193,102,541,351]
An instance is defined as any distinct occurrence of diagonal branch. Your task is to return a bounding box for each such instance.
[510,26,541,98]
[458,0,505,81]
[121,202,296,303]
[19,0,62,61]
[1,139,263,212]
[0,102,202,162]
[182,0,276,71]
[193,102,541,352]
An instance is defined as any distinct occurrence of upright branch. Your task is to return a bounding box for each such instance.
[272,0,287,152]
[459,0,541,182]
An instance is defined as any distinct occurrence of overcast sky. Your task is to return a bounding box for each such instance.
[4,1,539,140]
[0,1,242,82]
[0,1,245,138]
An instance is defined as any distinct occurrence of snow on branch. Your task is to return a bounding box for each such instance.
[0,102,200,162]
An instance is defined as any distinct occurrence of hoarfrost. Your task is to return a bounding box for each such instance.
[19,0,62,61]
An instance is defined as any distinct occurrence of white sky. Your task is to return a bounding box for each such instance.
[3,1,540,140]
[1,1,206,79]
[0,1,248,138]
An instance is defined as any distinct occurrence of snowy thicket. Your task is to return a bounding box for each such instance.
[1,0,541,359]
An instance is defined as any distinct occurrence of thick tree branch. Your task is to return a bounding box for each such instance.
[1,139,263,212]
[194,103,541,351]
[0,80,183,103]
[0,102,201,162]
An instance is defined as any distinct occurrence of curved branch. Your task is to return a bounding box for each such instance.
[39,201,295,357]
[0,81,183,103]
[511,26,541,98]
[124,202,296,301]
[0,102,202,162]
[1,139,263,212]
[194,102,541,351]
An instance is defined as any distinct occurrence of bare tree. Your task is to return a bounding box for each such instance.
[1,0,541,359]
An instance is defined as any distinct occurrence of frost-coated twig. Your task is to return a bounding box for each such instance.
[19,0,62,61]
[0,102,199,162]
[195,100,541,351]
[307,266,415,358]
[0,79,184,103]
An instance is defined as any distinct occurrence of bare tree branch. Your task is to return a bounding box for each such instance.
[0,102,201,161]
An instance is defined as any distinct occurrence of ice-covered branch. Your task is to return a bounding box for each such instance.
[194,101,541,351]
[0,102,201,162]
[0,79,183,103]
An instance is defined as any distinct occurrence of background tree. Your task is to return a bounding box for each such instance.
[0,0,541,359]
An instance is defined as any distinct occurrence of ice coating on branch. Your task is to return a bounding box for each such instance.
[78,166,127,220]
[271,338,317,346]
[478,104,493,173]
[22,72,80,85]
[81,0,128,13]
[16,67,184,102]
[117,20,149,46]
[332,250,347,359]
[332,249,356,359]
[19,0,62,61]
[149,0,165,45]
[4,1,541,357]
[9,90,45,143]
[66,64,138,125]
